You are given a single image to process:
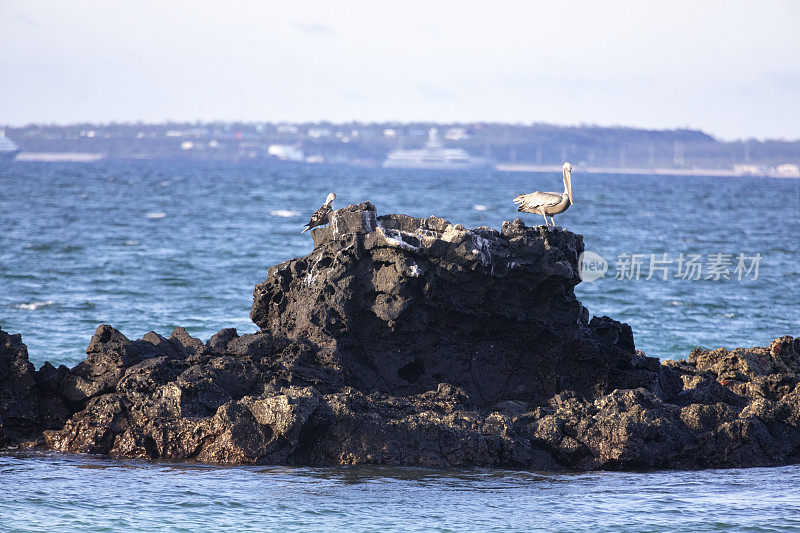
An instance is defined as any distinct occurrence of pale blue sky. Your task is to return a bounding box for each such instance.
[1,0,798,140]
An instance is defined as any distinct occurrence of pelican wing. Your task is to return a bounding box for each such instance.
[301,204,332,233]
[513,191,563,212]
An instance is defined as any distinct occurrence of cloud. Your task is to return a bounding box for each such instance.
[291,21,336,35]
[2,9,40,28]
[417,86,454,100]
[768,71,800,90]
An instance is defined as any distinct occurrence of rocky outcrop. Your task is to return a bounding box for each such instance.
[1,202,798,470]
[0,329,70,446]
[250,202,645,407]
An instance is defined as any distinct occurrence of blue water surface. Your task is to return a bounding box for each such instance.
[1,452,800,532]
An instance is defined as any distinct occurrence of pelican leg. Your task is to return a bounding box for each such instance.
[541,213,549,228]
[550,216,558,229]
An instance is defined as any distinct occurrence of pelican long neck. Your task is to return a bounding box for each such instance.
[562,169,573,203]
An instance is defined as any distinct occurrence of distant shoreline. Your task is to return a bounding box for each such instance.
[14,152,105,162]
[4,122,799,173]
[7,154,800,178]
[496,163,800,178]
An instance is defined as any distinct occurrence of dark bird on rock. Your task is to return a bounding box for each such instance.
[301,193,337,234]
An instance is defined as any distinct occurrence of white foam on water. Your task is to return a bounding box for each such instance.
[473,204,489,211]
[16,300,54,310]
[270,209,301,218]
[125,240,140,246]
[160,181,170,187]
[146,212,167,219]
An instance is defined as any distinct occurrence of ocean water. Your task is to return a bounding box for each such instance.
[2,452,800,532]
[1,160,799,531]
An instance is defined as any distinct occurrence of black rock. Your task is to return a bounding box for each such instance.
[251,202,638,407]
[0,328,71,446]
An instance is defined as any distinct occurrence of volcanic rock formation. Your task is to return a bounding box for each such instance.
[1,202,798,469]
[250,202,645,406]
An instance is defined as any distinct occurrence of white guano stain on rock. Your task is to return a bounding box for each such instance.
[375,225,420,252]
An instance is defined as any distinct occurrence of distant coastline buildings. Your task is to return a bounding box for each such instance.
[1,121,798,176]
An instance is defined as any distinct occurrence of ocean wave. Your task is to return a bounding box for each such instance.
[270,209,301,218]
[145,212,167,219]
[473,204,489,211]
[15,300,54,310]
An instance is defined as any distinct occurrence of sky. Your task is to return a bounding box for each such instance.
[1,0,798,140]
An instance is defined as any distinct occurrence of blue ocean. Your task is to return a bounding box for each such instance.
[1,160,799,531]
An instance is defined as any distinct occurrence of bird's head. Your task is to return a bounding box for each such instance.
[325,192,337,204]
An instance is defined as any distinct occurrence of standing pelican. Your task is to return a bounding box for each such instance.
[301,192,337,233]
[513,162,573,228]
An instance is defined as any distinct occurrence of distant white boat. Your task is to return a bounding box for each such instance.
[0,130,20,161]
[382,128,492,170]
[268,144,304,162]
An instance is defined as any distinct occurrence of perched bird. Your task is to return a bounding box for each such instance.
[513,162,574,228]
[300,192,337,234]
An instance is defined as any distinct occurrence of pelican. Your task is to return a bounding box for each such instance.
[513,162,573,228]
[301,192,337,233]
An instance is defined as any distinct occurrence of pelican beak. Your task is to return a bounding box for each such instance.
[566,169,573,203]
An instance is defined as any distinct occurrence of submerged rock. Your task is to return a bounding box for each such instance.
[1,203,798,470]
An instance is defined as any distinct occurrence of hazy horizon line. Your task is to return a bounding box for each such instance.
[3,118,798,144]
